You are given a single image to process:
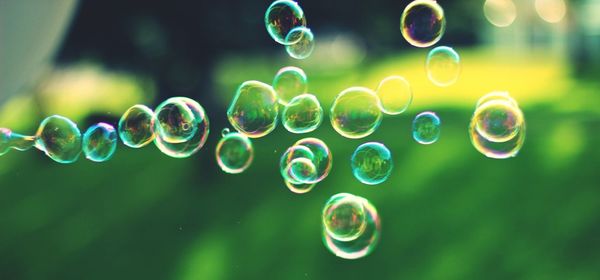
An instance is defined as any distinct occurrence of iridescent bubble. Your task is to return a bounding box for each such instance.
[426,46,461,87]
[412,111,441,144]
[82,123,117,162]
[35,115,82,164]
[483,0,517,27]
[375,76,412,115]
[154,98,197,144]
[401,0,446,48]
[285,27,315,60]
[322,193,381,260]
[351,142,393,185]
[293,137,332,183]
[330,87,382,139]
[286,157,317,184]
[282,93,323,134]
[264,0,307,45]
[279,144,316,183]
[272,66,308,106]
[284,179,316,195]
[215,131,253,174]
[0,128,35,156]
[154,97,210,158]
[118,104,155,148]
[227,80,279,138]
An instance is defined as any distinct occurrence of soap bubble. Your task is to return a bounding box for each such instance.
[412,111,441,144]
[426,46,461,87]
[375,76,412,115]
[216,131,253,174]
[0,128,35,156]
[280,145,315,182]
[285,27,315,60]
[154,98,198,144]
[118,104,155,148]
[265,0,307,45]
[351,142,393,185]
[272,66,308,106]
[227,80,279,138]
[401,0,446,48]
[535,0,566,23]
[286,157,317,184]
[322,193,367,242]
[279,138,331,193]
[330,87,382,139]
[82,123,117,162]
[483,0,517,27]
[35,115,82,164]
[282,93,323,134]
[293,137,332,183]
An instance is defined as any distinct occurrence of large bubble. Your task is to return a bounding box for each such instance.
[401,0,446,48]
[154,98,198,144]
[227,81,279,138]
[118,104,155,148]
[351,142,393,185]
[330,87,383,139]
[375,76,413,115]
[216,130,254,174]
[285,27,315,60]
[426,46,461,87]
[282,93,323,134]
[82,123,117,162]
[35,115,82,164]
[264,0,307,45]
[272,66,308,106]
[412,111,441,145]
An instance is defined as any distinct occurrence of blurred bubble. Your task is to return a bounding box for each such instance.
[118,104,155,148]
[535,0,566,23]
[412,111,441,144]
[351,142,393,185]
[272,66,308,106]
[264,0,307,45]
[82,123,117,162]
[426,46,461,87]
[483,0,517,27]
[227,80,279,138]
[35,115,82,164]
[0,128,35,156]
[285,27,315,60]
[221,127,231,137]
[286,157,317,184]
[154,98,198,144]
[282,93,323,134]
[216,131,253,174]
[375,76,412,115]
[401,0,446,48]
[330,87,382,139]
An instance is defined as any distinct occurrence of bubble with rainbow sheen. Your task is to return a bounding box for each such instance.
[272,66,308,106]
[282,93,323,134]
[0,128,35,156]
[286,157,317,184]
[484,0,517,27]
[154,98,198,144]
[412,111,441,145]
[83,123,117,162]
[426,46,461,87]
[227,80,279,138]
[279,138,332,193]
[351,142,393,185]
[264,0,306,45]
[154,97,210,158]
[293,137,332,183]
[330,87,382,139]
[280,145,315,181]
[375,76,412,115]
[118,104,155,148]
[322,193,381,260]
[285,27,315,60]
[35,115,82,164]
[216,130,253,174]
[401,0,446,48]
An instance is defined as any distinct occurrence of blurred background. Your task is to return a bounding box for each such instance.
[1,0,599,279]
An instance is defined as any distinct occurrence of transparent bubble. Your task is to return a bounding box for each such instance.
[154,97,210,158]
[426,46,461,87]
[535,0,566,23]
[279,138,331,194]
[412,111,441,144]
[322,193,381,259]
[272,66,308,106]
[221,128,231,137]
[282,93,323,134]
[286,157,317,184]
[216,132,253,174]
[330,87,382,139]
[264,0,307,45]
[118,104,155,148]
[82,123,117,162]
[401,0,446,48]
[35,115,82,164]
[351,142,393,185]
[285,27,315,60]
[154,98,198,144]
[284,179,317,194]
[227,80,279,138]
[0,128,35,156]
[483,0,517,27]
[375,76,412,115]
[293,137,332,183]
[279,145,315,183]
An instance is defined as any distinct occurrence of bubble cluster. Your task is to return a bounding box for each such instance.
[351,142,393,185]
[272,66,308,106]
[469,92,525,159]
[282,93,323,134]
[35,115,82,164]
[322,193,381,260]
[330,87,383,139]
[82,123,117,162]
[483,0,517,27]
[401,0,446,48]
[279,138,332,193]
[285,27,315,60]
[412,111,441,144]
[375,76,412,115]
[264,0,307,45]
[227,81,279,138]
[118,104,155,148]
[0,128,35,156]
[216,130,254,174]
[426,46,461,87]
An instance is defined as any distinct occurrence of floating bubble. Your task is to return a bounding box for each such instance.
[483,0,517,27]
[272,66,308,106]
[0,128,35,156]
[35,115,82,164]
[154,97,210,158]
[412,111,441,144]
[426,46,461,87]
[286,157,317,184]
[215,131,254,174]
[227,81,279,138]
[279,138,331,193]
[330,87,382,139]
[265,0,307,45]
[375,76,412,115]
[280,145,315,182]
[82,123,117,162]
[285,27,315,60]
[401,0,446,48]
[154,98,197,144]
[221,128,231,137]
[322,193,381,260]
[284,179,317,194]
[351,142,393,185]
[282,93,323,134]
[293,137,332,183]
[535,0,566,23]
[118,104,155,148]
